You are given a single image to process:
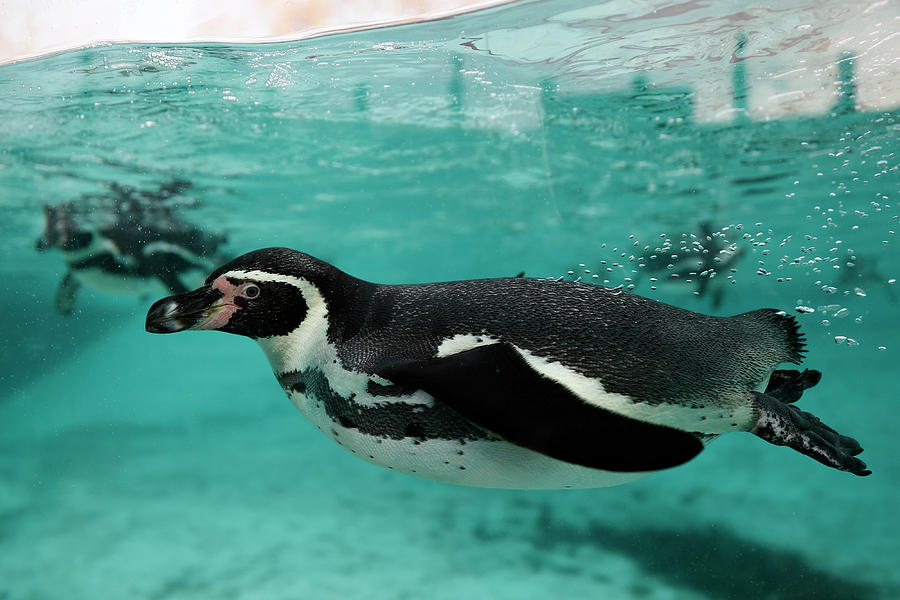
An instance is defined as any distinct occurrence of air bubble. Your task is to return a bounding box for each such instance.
[795,306,815,313]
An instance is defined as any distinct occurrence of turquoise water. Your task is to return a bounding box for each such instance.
[1,0,899,598]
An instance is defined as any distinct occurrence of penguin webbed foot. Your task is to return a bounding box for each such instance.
[751,391,871,476]
[764,369,822,404]
[54,271,79,316]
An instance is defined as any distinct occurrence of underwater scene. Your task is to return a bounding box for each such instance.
[1,0,898,598]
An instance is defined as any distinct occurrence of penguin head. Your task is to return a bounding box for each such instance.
[145,248,343,339]
[36,204,93,251]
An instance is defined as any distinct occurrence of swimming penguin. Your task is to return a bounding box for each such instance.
[37,198,227,315]
[145,247,870,489]
[636,222,743,309]
[835,250,898,303]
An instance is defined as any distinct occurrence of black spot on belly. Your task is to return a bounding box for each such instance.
[367,379,416,397]
[404,422,425,439]
[277,368,490,443]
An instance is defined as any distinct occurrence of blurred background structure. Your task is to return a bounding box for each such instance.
[2,0,898,118]
[0,0,495,63]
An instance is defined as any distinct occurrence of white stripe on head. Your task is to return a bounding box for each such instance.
[220,269,432,407]
[221,268,398,405]
[220,269,329,375]
[218,269,308,289]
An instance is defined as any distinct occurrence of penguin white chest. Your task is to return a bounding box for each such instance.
[273,365,648,490]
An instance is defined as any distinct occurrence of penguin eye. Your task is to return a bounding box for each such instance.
[242,283,260,299]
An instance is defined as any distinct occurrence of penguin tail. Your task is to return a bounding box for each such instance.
[736,308,807,365]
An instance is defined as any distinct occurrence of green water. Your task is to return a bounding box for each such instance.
[1,0,898,598]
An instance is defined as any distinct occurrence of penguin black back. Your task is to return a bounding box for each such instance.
[333,278,804,406]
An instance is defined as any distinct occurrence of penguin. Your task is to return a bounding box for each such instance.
[636,222,743,309]
[37,198,227,315]
[835,250,898,303]
[145,247,870,489]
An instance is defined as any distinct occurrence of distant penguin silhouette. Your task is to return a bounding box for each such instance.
[835,250,897,303]
[637,222,743,308]
[37,184,227,315]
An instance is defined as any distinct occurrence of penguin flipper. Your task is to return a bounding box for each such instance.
[376,343,704,473]
[750,391,871,476]
[54,271,80,316]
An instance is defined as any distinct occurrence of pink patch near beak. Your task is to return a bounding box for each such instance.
[194,275,241,330]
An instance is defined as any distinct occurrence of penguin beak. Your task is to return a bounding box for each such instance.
[145,286,231,333]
